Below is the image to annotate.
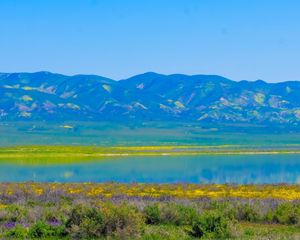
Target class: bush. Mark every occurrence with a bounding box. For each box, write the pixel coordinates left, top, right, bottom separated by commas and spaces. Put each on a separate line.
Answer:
190, 211, 232, 239
43, 206, 65, 223
102, 203, 145, 239
236, 204, 261, 222
66, 204, 104, 239
5, 205, 28, 223
271, 203, 300, 225
29, 220, 65, 238
66, 203, 144, 239
244, 228, 255, 237
5, 225, 28, 239
160, 203, 198, 226
209, 201, 238, 221
144, 204, 161, 225
29, 221, 50, 238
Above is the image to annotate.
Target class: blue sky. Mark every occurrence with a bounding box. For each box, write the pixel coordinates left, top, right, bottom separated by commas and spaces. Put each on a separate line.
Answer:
0, 0, 299, 82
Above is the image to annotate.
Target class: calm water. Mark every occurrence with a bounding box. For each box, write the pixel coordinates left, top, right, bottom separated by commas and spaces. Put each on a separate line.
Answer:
0, 155, 299, 184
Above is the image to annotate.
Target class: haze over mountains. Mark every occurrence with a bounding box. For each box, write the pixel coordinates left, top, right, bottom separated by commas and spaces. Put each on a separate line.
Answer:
1, 71, 300, 125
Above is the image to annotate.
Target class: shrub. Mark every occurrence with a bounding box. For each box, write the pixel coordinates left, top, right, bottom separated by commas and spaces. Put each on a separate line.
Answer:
28, 220, 65, 238
102, 203, 145, 239
271, 203, 300, 225
5, 205, 28, 223
209, 201, 237, 221
160, 203, 198, 226
5, 225, 28, 239
43, 206, 64, 223
29, 221, 50, 238
0, 209, 8, 223
66, 204, 104, 239
244, 228, 255, 237
236, 204, 261, 222
190, 211, 232, 239
144, 204, 161, 225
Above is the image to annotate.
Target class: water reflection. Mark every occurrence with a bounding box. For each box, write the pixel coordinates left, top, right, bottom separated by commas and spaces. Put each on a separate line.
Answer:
0, 155, 299, 183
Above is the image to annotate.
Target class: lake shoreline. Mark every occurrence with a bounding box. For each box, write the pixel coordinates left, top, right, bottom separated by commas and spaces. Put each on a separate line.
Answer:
2, 145, 300, 159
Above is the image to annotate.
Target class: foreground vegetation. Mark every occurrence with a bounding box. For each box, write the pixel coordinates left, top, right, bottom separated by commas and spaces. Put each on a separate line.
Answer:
0, 183, 299, 239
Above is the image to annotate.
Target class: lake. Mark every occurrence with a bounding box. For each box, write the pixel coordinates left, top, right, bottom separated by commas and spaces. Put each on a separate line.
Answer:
0, 154, 299, 184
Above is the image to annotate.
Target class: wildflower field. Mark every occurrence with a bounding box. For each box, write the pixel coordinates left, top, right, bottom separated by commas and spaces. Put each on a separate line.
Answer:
0, 183, 299, 239
1, 183, 300, 201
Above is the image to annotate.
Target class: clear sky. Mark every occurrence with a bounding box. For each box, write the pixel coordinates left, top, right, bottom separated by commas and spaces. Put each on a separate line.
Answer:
0, 0, 299, 82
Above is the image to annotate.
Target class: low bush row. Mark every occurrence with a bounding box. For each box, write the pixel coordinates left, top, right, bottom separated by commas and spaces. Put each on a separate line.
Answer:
143, 201, 300, 226
0, 200, 299, 239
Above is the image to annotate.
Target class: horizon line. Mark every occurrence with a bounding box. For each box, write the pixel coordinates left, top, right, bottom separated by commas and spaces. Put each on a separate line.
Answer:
1, 70, 300, 84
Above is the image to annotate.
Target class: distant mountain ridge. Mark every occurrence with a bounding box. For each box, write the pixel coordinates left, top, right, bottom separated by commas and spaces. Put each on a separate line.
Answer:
1, 71, 300, 125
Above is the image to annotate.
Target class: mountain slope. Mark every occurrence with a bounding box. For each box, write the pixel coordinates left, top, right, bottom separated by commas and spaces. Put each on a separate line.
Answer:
1, 71, 300, 124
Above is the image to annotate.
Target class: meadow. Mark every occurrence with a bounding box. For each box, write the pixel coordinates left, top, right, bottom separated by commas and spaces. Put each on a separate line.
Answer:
0, 183, 299, 239
2, 121, 300, 147
1, 145, 300, 162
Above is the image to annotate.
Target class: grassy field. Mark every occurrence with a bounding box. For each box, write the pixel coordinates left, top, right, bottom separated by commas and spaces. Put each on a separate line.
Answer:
2, 121, 300, 147
1, 145, 300, 165
0, 183, 299, 239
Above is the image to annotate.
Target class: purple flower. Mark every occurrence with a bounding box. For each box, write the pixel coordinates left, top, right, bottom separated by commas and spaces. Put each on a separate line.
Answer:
22, 223, 30, 228
5, 222, 16, 229
48, 219, 61, 227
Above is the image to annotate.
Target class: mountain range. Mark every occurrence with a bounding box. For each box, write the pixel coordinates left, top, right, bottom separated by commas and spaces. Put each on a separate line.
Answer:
1, 71, 300, 125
